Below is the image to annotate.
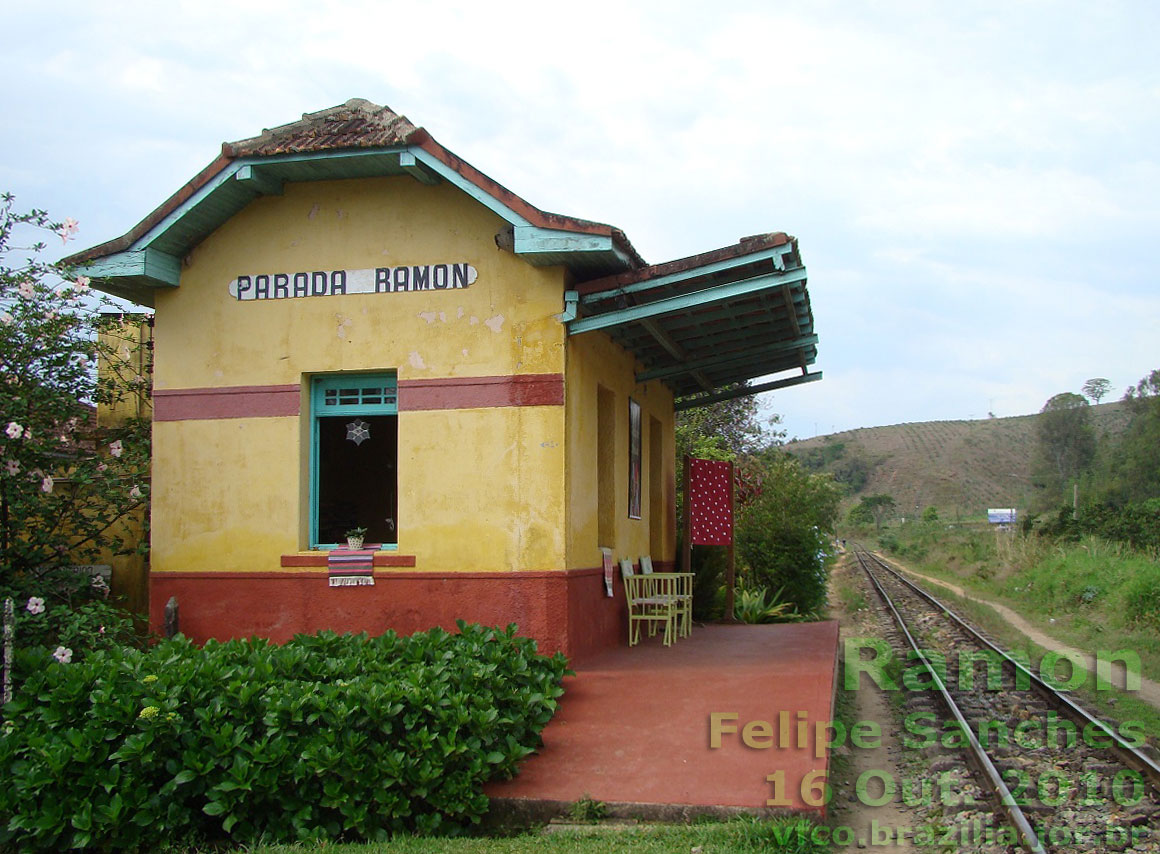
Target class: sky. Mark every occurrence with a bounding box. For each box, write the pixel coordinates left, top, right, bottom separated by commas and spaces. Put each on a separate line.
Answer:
3, 0, 1158, 441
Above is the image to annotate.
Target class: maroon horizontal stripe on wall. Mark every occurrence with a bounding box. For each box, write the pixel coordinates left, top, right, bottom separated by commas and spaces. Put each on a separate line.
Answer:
154, 385, 301, 421
398, 374, 564, 410
152, 374, 564, 421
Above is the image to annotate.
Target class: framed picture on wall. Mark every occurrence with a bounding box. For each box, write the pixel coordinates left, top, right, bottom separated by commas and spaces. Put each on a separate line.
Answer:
628, 397, 642, 519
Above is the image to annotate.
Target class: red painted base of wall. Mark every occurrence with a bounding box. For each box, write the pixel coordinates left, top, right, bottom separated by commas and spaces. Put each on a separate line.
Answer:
149, 567, 635, 662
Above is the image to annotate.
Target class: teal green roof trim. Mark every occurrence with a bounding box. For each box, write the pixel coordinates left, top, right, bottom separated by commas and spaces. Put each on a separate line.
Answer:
137, 149, 425, 255
70, 147, 636, 305
508, 225, 636, 275
79, 248, 181, 286
72, 248, 181, 306
404, 152, 637, 277
406, 147, 530, 227
514, 225, 613, 253
66, 101, 645, 305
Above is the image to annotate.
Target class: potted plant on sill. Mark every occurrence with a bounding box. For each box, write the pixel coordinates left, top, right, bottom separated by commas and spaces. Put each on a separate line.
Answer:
344, 527, 368, 550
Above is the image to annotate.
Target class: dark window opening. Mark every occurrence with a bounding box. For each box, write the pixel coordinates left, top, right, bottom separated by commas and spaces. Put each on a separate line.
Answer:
316, 414, 398, 546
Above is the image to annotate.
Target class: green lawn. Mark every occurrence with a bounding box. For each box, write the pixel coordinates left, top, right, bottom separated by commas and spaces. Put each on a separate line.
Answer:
237, 817, 828, 854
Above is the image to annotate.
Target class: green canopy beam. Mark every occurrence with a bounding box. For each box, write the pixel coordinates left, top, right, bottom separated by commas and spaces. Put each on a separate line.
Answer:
636, 333, 819, 383
567, 268, 809, 336
674, 371, 823, 411
581, 243, 795, 305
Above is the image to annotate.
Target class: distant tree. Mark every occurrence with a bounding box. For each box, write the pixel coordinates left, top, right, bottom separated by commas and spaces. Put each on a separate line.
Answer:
790, 441, 872, 495
1082, 378, 1112, 405
846, 502, 874, 527
1034, 392, 1095, 505
1100, 368, 1160, 503
921, 505, 940, 522
675, 386, 782, 462
854, 493, 896, 531
832, 455, 870, 494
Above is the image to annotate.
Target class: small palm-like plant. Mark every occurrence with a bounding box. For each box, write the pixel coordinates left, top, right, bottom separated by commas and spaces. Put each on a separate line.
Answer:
733, 585, 804, 624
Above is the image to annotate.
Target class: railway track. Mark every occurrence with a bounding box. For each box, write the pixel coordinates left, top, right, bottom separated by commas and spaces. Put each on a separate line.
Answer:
852, 547, 1159, 853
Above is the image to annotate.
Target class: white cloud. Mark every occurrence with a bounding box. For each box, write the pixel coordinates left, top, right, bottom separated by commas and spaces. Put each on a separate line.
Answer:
2, 0, 1157, 441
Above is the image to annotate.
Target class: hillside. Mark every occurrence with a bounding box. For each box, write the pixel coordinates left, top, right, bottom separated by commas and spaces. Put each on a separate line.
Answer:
784, 402, 1131, 520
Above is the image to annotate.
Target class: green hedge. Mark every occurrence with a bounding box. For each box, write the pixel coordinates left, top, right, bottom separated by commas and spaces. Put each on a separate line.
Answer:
0, 623, 570, 850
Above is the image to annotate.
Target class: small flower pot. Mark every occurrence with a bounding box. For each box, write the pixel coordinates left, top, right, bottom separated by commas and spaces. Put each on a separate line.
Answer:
346, 537, 364, 550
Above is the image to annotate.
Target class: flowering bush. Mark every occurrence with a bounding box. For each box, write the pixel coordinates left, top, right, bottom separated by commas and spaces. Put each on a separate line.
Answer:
0, 193, 150, 639
0, 623, 571, 850
7, 589, 138, 677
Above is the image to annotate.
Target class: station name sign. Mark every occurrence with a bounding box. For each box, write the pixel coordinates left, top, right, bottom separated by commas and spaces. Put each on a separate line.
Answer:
228, 264, 478, 301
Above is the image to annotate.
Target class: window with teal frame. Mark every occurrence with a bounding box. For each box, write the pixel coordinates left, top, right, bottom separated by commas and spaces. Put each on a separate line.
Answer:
310, 373, 398, 548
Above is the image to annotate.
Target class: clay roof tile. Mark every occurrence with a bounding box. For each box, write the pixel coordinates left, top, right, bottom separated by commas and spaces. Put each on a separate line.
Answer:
224, 98, 421, 157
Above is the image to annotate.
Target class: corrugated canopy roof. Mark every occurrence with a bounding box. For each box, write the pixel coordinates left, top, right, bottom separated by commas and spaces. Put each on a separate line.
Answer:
568, 233, 820, 408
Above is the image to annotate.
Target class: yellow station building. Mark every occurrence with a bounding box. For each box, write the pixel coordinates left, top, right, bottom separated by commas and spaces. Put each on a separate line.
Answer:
68, 100, 820, 659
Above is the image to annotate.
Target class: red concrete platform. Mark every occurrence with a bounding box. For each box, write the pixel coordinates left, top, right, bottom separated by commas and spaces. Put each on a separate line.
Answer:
486, 621, 840, 818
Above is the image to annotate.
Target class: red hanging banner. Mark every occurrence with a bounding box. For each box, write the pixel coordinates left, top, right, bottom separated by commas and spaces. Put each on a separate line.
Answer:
688, 458, 734, 546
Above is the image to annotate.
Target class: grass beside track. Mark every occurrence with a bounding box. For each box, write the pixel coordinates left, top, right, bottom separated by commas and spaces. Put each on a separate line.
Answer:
859, 525, 1160, 743
866, 525, 1160, 677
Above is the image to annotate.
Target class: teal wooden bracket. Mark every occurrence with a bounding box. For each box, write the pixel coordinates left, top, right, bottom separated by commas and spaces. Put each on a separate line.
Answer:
636, 333, 820, 383
235, 164, 283, 196
514, 226, 613, 254
567, 267, 808, 335
581, 244, 797, 305
556, 290, 580, 322
398, 151, 441, 185
674, 371, 823, 411
639, 318, 687, 362
77, 248, 181, 288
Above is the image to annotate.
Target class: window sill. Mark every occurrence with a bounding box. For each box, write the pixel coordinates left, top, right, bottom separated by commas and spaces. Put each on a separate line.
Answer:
281, 553, 416, 568
312, 543, 398, 552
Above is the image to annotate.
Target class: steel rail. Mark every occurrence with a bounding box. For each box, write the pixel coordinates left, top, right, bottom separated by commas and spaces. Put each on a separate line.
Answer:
860, 548, 1160, 790
853, 549, 1047, 854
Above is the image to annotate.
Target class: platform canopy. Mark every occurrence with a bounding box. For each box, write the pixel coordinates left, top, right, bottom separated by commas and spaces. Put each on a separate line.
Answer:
566, 233, 820, 409
65, 99, 820, 406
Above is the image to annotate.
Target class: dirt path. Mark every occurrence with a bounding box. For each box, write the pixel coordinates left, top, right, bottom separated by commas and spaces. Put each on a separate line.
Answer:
880, 557, 1160, 711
